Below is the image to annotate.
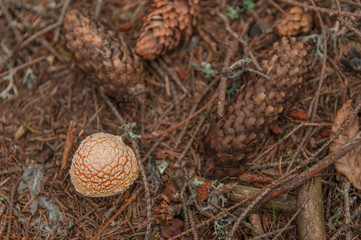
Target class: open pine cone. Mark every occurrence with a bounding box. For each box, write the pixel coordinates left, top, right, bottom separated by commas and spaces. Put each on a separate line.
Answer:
63, 9, 143, 100
135, 0, 200, 60
204, 37, 313, 178
277, 7, 312, 36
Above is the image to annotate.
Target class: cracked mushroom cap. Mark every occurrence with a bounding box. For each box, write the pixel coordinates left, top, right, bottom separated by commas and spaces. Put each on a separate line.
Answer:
69, 132, 139, 197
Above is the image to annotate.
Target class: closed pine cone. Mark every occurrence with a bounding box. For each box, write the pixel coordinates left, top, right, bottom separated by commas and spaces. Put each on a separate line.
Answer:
205, 37, 312, 178
63, 9, 143, 100
135, 0, 200, 60
277, 7, 312, 36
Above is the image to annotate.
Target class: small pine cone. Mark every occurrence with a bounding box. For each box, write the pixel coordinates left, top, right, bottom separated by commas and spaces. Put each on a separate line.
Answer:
277, 7, 312, 36
153, 194, 173, 225
197, 182, 212, 203
135, 0, 200, 60
63, 9, 143, 99
205, 37, 312, 178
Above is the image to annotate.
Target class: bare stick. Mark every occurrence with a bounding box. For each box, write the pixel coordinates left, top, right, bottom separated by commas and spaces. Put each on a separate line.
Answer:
330, 202, 361, 239
0, 0, 22, 43
335, 0, 361, 38
340, 181, 352, 240
218, 39, 238, 118
274, 186, 310, 240
307, 100, 361, 163
20, 22, 61, 48
268, 0, 285, 13
308, 0, 327, 121
263, 132, 361, 204
158, 58, 189, 95
62, 121, 77, 170
169, 168, 299, 240
53, 0, 71, 43
95, 0, 104, 17
98, 91, 125, 123
0, 56, 46, 78
6, 179, 20, 240
176, 116, 206, 165
142, 93, 219, 139
225, 133, 361, 239
295, 177, 326, 240
174, 77, 220, 147
90, 192, 138, 240
249, 226, 295, 240
0, 20, 57, 72
280, 0, 361, 17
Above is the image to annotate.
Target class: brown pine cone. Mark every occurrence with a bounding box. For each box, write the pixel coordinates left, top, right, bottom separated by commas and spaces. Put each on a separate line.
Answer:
135, 0, 200, 60
205, 37, 313, 178
153, 194, 173, 225
277, 7, 312, 36
63, 9, 143, 100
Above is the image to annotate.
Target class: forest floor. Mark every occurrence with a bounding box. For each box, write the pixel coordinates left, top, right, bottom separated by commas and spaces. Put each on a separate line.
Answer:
1, 0, 361, 239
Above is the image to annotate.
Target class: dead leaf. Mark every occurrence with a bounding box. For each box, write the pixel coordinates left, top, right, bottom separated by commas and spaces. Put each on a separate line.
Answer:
164, 180, 181, 202
270, 122, 283, 134
350, 224, 361, 235
318, 128, 330, 138
177, 69, 187, 81
33, 148, 53, 163
160, 218, 185, 238
330, 100, 361, 190
238, 172, 274, 184
117, 22, 132, 32
289, 109, 309, 121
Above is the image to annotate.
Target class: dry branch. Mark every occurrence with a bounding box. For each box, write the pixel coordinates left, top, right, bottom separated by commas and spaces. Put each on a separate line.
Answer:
229, 184, 296, 213
296, 178, 326, 240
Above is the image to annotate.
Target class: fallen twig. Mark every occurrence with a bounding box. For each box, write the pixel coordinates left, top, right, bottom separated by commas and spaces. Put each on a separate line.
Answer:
61, 121, 77, 170
280, 0, 361, 17
141, 93, 219, 139
90, 192, 138, 240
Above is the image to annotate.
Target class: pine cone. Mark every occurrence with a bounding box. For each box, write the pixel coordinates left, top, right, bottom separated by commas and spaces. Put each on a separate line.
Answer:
153, 194, 174, 225
135, 0, 200, 60
63, 9, 143, 99
205, 37, 312, 178
277, 7, 312, 36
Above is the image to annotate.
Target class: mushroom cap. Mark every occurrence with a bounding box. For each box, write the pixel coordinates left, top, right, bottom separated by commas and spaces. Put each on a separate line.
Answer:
69, 132, 139, 197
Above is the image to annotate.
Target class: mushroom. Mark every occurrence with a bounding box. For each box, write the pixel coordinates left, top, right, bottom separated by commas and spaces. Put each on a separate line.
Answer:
69, 132, 139, 197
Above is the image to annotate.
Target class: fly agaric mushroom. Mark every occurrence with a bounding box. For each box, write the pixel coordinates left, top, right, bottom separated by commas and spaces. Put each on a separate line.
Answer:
69, 132, 139, 197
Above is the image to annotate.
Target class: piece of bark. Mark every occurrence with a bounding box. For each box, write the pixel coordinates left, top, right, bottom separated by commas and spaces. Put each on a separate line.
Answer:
296, 177, 326, 240
229, 184, 296, 213
249, 213, 264, 236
